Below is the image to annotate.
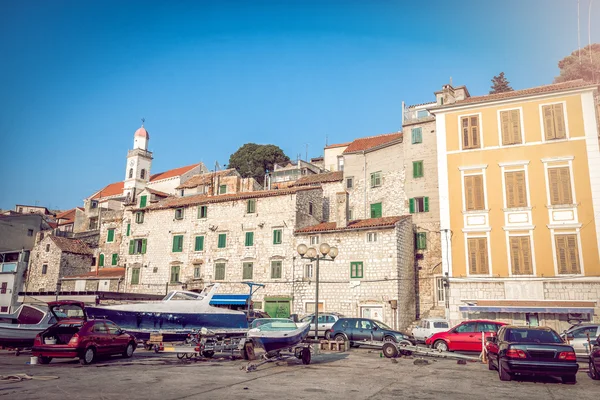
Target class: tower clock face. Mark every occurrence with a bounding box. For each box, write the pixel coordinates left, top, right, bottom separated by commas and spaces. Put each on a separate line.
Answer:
129, 159, 135, 167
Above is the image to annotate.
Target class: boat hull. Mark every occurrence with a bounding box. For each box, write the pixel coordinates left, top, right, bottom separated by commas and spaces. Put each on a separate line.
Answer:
0, 325, 48, 348
249, 324, 310, 353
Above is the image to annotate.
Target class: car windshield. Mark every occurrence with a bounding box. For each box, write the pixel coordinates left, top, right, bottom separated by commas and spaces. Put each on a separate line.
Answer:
433, 322, 449, 328
506, 328, 562, 343
164, 291, 203, 301
51, 304, 85, 320
251, 318, 297, 331
375, 321, 392, 330
300, 315, 313, 323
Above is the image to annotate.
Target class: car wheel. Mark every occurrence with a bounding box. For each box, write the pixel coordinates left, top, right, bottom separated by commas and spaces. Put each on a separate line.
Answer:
562, 375, 577, 384
202, 350, 215, 358
433, 340, 448, 352
590, 360, 600, 380
382, 342, 398, 358
38, 356, 52, 364
122, 343, 135, 358
324, 331, 331, 340
334, 334, 347, 342
488, 355, 496, 371
80, 347, 96, 365
498, 361, 511, 381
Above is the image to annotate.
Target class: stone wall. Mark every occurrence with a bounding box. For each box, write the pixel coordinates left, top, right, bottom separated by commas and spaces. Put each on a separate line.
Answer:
61, 278, 122, 292
414, 221, 444, 319
320, 181, 344, 222
396, 216, 416, 329
98, 210, 124, 268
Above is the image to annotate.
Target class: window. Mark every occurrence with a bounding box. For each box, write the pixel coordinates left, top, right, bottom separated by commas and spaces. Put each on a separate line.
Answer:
542, 103, 566, 140
271, 261, 282, 279
126, 223, 131, 236
139, 195, 147, 208
218, 233, 227, 248
304, 264, 313, 279
42, 264, 48, 275
18, 207, 23, 213
98, 254, 104, 267
128, 239, 147, 254
140, 169, 146, 179
454, 322, 477, 333
477, 323, 500, 333
555, 234, 581, 274
89, 217, 98, 230
310, 235, 319, 245
417, 109, 429, 118
435, 277, 446, 304
548, 167, 573, 205
467, 238, 489, 275
370, 172, 382, 188
45, 244, 50, 252
93, 322, 109, 333
350, 261, 363, 278
346, 177, 353, 189
194, 236, 204, 251
219, 185, 227, 194
242, 262, 253, 280
308, 202, 313, 216
215, 263, 226, 280
22, 251, 30, 263
273, 229, 282, 244
175, 208, 184, 220
193, 264, 201, 279
510, 236, 533, 275
128, 168, 133, 179
1, 263, 16, 273
107, 228, 115, 243
413, 161, 424, 178
135, 212, 144, 224
131, 268, 140, 285
409, 197, 429, 213
370, 202, 382, 218
416, 232, 427, 250
172, 235, 184, 252
464, 175, 485, 210
198, 206, 208, 219
111, 253, 118, 266
170, 265, 180, 283
27, 229, 33, 237
500, 109, 522, 145
571, 326, 598, 339
305, 302, 324, 313
367, 232, 377, 243
105, 321, 120, 335
253, 301, 263, 310
505, 171, 527, 208
337, 156, 344, 171
247, 199, 256, 214
180, 189, 185, 197
245, 231, 254, 247
348, 209, 353, 220
411, 127, 423, 144
0, 282, 6, 294
461, 115, 480, 149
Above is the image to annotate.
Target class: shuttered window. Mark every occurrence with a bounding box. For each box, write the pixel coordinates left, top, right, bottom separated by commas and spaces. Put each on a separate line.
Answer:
111, 253, 118, 265
416, 232, 427, 250
411, 127, 422, 144
245, 231, 254, 246
198, 206, 208, 219
505, 171, 527, 208
542, 104, 566, 140
273, 229, 282, 244
98, 254, 104, 267
215, 263, 226, 280
555, 234, 581, 275
194, 236, 204, 251
500, 109, 522, 145
247, 199, 256, 214
509, 236, 533, 275
464, 175, 485, 211
467, 238, 489, 275
548, 167, 573, 205
350, 262, 364, 278
370, 202, 382, 218
271, 261, 282, 279
170, 265, 180, 283
107, 228, 115, 242
172, 235, 183, 252
218, 234, 227, 248
370, 172, 382, 188
461, 115, 480, 149
139, 195, 147, 208
131, 268, 140, 285
126, 223, 130, 236
242, 262, 253, 280
413, 161, 424, 178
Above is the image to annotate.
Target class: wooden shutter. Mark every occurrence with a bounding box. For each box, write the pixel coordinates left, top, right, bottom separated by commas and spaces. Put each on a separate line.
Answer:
131, 268, 139, 285
470, 116, 479, 148
468, 239, 478, 274
510, 110, 521, 144
520, 237, 532, 275
141, 239, 147, 254
465, 175, 484, 210
112, 253, 118, 265
510, 236, 532, 275
423, 197, 429, 212
500, 111, 512, 145
553, 104, 566, 139
462, 117, 470, 148
509, 237, 521, 274
218, 234, 226, 248
129, 240, 134, 255
126, 223, 130, 236
542, 105, 555, 139
465, 176, 474, 210
245, 232, 254, 246
99, 254, 104, 267
140, 195, 147, 208
107, 229, 114, 242
505, 171, 527, 208
566, 235, 580, 274
555, 235, 568, 274
477, 238, 488, 274
409, 198, 415, 213
548, 167, 572, 205
195, 236, 204, 251
370, 203, 382, 218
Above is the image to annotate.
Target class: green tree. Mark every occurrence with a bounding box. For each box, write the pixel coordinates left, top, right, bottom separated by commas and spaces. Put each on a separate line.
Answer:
554, 44, 600, 84
228, 143, 290, 186
489, 72, 513, 94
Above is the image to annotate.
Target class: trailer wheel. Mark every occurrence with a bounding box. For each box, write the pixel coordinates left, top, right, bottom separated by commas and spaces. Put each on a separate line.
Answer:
202, 351, 214, 358
177, 353, 186, 360
243, 342, 256, 361
301, 349, 311, 365
382, 342, 398, 358
398, 340, 413, 356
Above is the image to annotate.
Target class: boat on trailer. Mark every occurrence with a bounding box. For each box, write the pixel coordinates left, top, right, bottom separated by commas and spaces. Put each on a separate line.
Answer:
0, 304, 60, 349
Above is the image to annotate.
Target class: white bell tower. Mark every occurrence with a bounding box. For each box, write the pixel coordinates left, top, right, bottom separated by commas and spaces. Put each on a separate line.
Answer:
123, 120, 153, 203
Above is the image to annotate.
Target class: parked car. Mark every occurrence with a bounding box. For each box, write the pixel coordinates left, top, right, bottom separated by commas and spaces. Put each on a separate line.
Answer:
425, 319, 506, 352
560, 323, 600, 358
32, 300, 137, 365
411, 318, 450, 342
589, 335, 600, 380
299, 313, 344, 339
329, 317, 415, 347
486, 325, 579, 383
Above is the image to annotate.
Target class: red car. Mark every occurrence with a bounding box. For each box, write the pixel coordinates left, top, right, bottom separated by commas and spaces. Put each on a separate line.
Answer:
425, 319, 506, 352
32, 300, 137, 365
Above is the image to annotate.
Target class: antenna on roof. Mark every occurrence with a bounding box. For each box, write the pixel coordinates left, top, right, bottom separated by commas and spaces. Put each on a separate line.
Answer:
141, 117, 145, 127
449, 76, 453, 86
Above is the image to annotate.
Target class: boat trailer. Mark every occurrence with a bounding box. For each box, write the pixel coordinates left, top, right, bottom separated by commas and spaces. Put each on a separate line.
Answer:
242, 342, 313, 372
154, 329, 257, 361
380, 341, 481, 361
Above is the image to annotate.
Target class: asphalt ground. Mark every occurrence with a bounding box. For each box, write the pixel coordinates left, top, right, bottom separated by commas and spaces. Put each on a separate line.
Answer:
0, 347, 597, 400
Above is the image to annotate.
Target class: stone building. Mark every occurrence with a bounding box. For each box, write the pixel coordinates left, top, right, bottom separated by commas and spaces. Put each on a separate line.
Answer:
61, 267, 125, 292
293, 171, 344, 222
26, 234, 94, 292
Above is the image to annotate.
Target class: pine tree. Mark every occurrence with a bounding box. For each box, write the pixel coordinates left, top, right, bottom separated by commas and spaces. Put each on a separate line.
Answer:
489, 72, 514, 94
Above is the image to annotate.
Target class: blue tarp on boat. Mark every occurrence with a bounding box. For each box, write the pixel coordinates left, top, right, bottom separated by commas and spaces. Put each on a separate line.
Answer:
210, 294, 250, 306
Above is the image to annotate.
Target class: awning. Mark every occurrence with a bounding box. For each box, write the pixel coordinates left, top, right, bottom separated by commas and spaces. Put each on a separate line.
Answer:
210, 294, 250, 306
459, 300, 596, 315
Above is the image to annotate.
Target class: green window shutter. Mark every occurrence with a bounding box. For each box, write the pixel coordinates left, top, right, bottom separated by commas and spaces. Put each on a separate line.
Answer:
107, 229, 114, 242
215, 263, 225, 280
131, 268, 139, 285
370, 203, 382, 218
140, 195, 147, 208
195, 236, 204, 251
350, 262, 363, 278
271, 261, 282, 279
413, 161, 423, 178
245, 232, 254, 246
170, 266, 180, 283
126, 223, 130, 236
141, 239, 147, 254
99, 254, 104, 267
243, 262, 253, 280
411, 127, 422, 144
173, 235, 183, 252
198, 206, 207, 218
370, 173, 375, 187
111, 253, 118, 265
424, 196, 429, 212
129, 240, 134, 255
409, 198, 415, 213
273, 229, 282, 244
218, 234, 226, 248
416, 232, 427, 250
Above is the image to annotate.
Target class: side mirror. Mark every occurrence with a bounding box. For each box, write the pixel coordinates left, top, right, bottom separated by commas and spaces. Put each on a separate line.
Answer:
485, 336, 495, 343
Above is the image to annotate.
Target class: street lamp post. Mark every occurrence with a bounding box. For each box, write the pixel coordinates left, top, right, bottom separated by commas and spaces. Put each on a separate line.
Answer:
297, 243, 338, 341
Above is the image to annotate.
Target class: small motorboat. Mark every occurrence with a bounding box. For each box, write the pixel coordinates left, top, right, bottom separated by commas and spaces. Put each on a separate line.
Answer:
247, 318, 310, 354
0, 304, 61, 348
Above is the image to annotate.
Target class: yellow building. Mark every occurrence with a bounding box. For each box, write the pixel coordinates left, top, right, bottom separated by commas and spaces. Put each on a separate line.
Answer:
432, 80, 600, 330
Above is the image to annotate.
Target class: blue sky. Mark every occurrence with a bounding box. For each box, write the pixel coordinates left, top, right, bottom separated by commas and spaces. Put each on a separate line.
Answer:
0, 0, 598, 210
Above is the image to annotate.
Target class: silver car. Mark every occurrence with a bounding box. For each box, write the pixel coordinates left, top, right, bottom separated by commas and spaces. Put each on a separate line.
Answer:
299, 313, 344, 339
562, 323, 600, 357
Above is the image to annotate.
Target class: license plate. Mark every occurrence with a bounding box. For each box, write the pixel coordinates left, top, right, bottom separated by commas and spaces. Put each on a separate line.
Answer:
163, 346, 175, 352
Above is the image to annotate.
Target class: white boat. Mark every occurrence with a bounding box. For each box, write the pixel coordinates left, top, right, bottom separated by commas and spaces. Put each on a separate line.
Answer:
0, 304, 59, 348
247, 318, 311, 354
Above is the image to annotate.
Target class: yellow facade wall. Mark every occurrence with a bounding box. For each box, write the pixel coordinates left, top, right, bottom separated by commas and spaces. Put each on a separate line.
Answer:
444, 93, 599, 278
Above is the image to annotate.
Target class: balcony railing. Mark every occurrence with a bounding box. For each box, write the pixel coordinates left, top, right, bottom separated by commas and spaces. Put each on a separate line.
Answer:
403, 109, 435, 123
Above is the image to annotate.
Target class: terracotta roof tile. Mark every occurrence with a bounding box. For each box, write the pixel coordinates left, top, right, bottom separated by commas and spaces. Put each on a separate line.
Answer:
176, 169, 237, 189
49, 236, 93, 255
63, 267, 125, 279
448, 80, 595, 107
145, 188, 171, 197
293, 171, 343, 187
150, 163, 200, 182
342, 133, 402, 154
145, 186, 318, 211
324, 142, 351, 149
55, 209, 76, 220
91, 181, 124, 200
295, 216, 408, 234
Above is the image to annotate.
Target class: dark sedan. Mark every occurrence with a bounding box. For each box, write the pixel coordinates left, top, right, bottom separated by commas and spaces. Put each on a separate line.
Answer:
329, 317, 415, 348
486, 325, 579, 384
590, 335, 600, 380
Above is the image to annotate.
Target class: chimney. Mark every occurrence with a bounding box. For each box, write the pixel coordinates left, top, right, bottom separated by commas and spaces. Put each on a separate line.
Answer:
336, 191, 349, 229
